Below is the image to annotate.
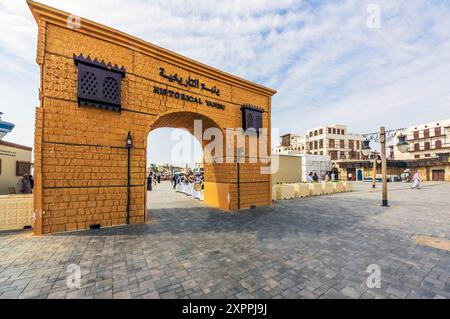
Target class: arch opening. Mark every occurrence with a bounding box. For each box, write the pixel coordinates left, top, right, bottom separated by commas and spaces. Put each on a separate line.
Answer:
145, 111, 226, 215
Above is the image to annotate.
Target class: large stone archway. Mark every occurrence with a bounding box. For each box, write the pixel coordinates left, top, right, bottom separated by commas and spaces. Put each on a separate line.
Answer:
28, 1, 276, 235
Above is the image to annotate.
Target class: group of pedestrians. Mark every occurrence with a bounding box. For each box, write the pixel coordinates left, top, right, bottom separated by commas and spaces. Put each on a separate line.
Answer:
306, 171, 337, 183
172, 172, 204, 190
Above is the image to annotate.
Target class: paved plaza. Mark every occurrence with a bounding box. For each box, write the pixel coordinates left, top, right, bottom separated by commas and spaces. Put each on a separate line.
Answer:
0, 181, 449, 299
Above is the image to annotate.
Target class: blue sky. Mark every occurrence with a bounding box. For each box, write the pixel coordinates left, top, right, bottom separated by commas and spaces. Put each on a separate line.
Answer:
1, 0, 450, 166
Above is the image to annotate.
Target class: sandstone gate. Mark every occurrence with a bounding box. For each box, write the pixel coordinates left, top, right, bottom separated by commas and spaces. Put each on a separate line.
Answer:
28, 1, 276, 235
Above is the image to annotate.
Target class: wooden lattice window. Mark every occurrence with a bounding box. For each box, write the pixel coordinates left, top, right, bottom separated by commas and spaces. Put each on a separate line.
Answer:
16, 161, 31, 176
241, 105, 264, 136
74, 54, 126, 112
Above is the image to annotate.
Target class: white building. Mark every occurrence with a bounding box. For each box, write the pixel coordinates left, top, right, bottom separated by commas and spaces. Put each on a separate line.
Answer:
299, 154, 331, 182
393, 119, 450, 160
273, 124, 364, 161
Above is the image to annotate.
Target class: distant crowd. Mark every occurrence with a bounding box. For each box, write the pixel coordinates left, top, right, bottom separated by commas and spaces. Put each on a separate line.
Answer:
172, 171, 204, 190
306, 171, 339, 183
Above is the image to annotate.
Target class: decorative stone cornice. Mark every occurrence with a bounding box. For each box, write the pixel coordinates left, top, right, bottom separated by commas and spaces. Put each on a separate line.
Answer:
73, 54, 126, 77
27, 0, 277, 97
241, 103, 266, 113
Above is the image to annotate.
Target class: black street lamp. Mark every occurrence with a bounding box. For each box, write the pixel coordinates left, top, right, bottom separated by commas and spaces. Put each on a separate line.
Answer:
126, 131, 133, 224
363, 127, 407, 207
396, 133, 409, 153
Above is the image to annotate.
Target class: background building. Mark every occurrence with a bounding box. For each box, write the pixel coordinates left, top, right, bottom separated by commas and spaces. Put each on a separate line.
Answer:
274, 124, 364, 160
0, 141, 33, 195
337, 156, 450, 182
0, 114, 33, 195
271, 153, 331, 184
393, 119, 450, 160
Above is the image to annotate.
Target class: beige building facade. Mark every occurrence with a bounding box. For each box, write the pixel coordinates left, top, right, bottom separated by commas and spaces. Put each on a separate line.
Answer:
393, 119, 450, 161
0, 141, 33, 195
274, 124, 364, 160
337, 157, 450, 182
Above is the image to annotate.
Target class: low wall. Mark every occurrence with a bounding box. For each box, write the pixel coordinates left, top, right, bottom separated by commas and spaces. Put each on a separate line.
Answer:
0, 195, 33, 231
273, 182, 353, 200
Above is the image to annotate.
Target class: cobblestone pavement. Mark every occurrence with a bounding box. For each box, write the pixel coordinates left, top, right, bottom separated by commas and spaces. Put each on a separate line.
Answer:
0, 181, 449, 299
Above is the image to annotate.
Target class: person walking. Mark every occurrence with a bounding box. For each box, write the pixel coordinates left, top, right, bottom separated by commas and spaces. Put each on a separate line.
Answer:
29, 175, 34, 193
147, 173, 153, 191
157, 174, 161, 184
331, 172, 336, 181
307, 172, 313, 183
16, 174, 32, 194
172, 174, 177, 189
411, 172, 421, 189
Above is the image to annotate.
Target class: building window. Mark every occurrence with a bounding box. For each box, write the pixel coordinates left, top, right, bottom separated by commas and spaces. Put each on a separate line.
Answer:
413, 131, 419, 139
349, 140, 354, 150
319, 139, 323, 148
328, 128, 332, 134
320, 151, 323, 155
309, 142, 313, 150
435, 127, 441, 136
425, 154, 431, 158
340, 140, 345, 149
314, 141, 318, 149
356, 141, 360, 149
329, 139, 335, 148
414, 143, 420, 151
16, 161, 31, 176
414, 154, 420, 159
435, 140, 442, 149
424, 142, 431, 150
424, 129, 430, 138
319, 129, 323, 135
333, 128, 336, 134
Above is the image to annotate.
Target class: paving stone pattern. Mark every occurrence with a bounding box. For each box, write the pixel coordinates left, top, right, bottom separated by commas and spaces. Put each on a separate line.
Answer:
0, 182, 449, 299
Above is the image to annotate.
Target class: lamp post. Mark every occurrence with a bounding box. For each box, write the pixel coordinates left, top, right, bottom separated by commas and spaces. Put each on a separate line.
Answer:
371, 150, 378, 188
362, 127, 408, 207
237, 147, 245, 210
126, 131, 133, 224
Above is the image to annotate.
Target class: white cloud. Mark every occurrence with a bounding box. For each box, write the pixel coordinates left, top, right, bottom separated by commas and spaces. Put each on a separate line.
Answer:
0, 0, 449, 158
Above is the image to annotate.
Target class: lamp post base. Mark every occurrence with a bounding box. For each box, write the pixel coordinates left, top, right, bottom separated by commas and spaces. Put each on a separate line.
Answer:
382, 200, 389, 207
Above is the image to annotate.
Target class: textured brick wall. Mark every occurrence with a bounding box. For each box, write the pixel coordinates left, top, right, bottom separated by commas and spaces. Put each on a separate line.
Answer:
34, 20, 273, 234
